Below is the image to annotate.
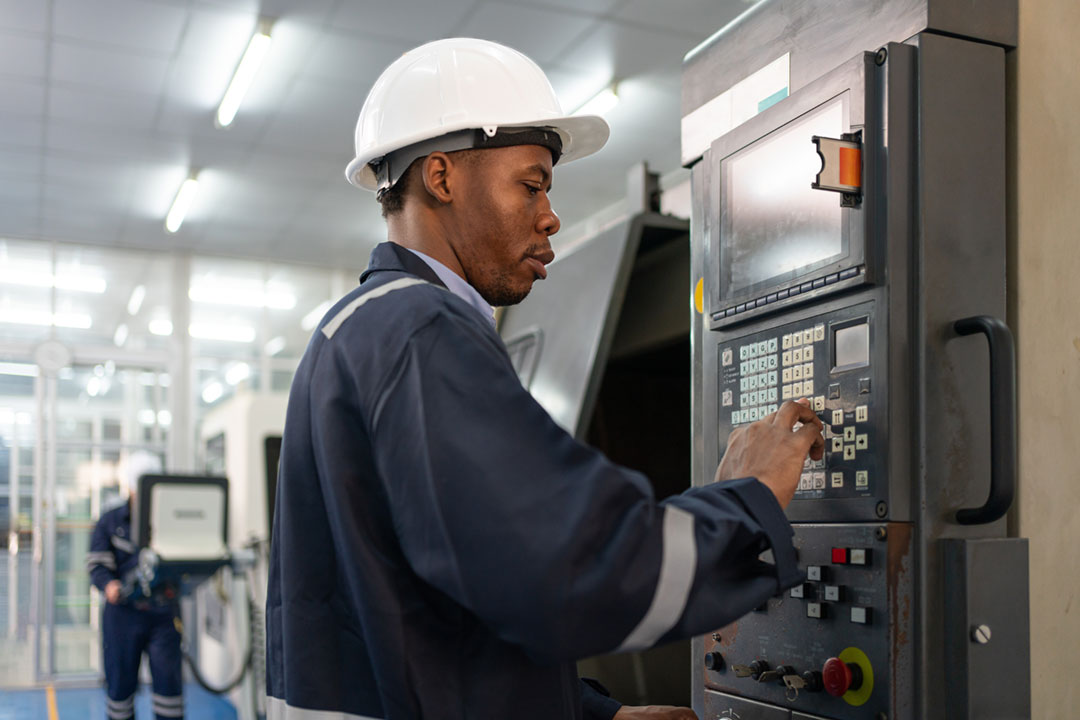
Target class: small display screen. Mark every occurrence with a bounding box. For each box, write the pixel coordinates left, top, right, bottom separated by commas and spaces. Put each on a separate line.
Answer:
834, 322, 869, 370
721, 95, 848, 300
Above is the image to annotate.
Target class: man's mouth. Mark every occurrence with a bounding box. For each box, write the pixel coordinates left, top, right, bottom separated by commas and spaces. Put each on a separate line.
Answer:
524, 248, 555, 280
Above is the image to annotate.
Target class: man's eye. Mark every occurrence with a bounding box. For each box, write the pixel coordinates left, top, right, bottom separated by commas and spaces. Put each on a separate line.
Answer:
524, 184, 540, 196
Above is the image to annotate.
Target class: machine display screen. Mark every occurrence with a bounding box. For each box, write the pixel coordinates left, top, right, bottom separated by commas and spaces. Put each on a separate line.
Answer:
833, 321, 869, 370
720, 95, 848, 300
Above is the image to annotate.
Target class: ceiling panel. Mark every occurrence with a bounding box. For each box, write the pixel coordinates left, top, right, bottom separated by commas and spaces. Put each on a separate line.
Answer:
456, 2, 598, 66
0, 0, 49, 33
492, 0, 623, 15
47, 85, 160, 131
298, 29, 410, 87
0, 32, 48, 80
553, 19, 699, 79
0, 116, 45, 149
329, 0, 478, 43
614, 0, 748, 37
0, 148, 42, 176
52, 0, 188, 53
51, 40, 172, 94
258, 78, 361, 155
0, 78, 46, 119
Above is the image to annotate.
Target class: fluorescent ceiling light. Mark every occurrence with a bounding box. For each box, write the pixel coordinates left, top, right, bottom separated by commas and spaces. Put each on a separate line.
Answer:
165, 174, 200, 234
0, 309, 92, 329
188, 283, 296, 310
113, 323, 129, 347
574, 84, 619, 117
0, 362, 39, 377
202, 381, 224, 404
149, 318, 174, 336
157, 410, 172, 427
189, 323, 256, 343
216, 21, 273, 128
0, 268, 106, 294
264, 336, 286, 356
301, 300, 332, 332
225, 362, 251, 386
127, 285, 146, 315
138, 408, 156, 425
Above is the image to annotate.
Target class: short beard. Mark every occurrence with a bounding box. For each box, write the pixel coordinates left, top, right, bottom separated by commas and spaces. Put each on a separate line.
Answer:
477, 270, 532, 307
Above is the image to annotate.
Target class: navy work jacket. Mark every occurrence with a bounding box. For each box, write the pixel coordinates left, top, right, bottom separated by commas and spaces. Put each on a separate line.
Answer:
265, 242, 802, 720
87, 502, 174, 613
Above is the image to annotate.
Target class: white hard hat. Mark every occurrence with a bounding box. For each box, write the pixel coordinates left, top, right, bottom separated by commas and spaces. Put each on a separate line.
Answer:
121, 450, 162, 495
344, 38, 610, 195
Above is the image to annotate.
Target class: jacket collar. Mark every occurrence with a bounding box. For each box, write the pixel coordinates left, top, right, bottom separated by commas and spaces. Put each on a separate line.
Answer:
360, 242, 446, 288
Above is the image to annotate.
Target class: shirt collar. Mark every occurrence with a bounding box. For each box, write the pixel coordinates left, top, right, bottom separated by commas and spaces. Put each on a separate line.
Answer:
405, 248, 496, 327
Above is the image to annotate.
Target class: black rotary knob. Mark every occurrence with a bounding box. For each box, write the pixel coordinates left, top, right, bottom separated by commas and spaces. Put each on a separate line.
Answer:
704, 652, 724, 671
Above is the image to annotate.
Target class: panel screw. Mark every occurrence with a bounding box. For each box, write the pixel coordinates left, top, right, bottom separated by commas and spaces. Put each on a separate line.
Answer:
875, 501, 888, 518
971, 624, 992, 644
875, 47, 888, 65
875, 526, 888, 541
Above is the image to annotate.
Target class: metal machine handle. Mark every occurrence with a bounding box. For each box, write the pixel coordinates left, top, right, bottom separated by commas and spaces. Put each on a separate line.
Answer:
952, 316, 1017, 525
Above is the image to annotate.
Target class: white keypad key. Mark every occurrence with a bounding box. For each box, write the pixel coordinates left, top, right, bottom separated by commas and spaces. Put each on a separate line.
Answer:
813, 472, 826, 489
767, 338, 778, 353
792, 365, 803, 381
856, 405, 868, 422
856, 470, 869, 487
782, 350, 792, 366
782, 333, 792, 349
731, 411, 740, 424
831, 471, 844, 488
782, 368, 792, 383
803, 379, 814, 396
722, 348, 734, 366
768, 388, 778, 403
856, 434, 868, 450
843, 446, 856, 461
782, 384, 792, 400
804, 345, 814, 361
722, 390, 733, 407
832, 409, 845, 426
792, 332, 803, 347
767, 354, 778, 370
758, 341, 769, 356
740, 346, 749, 360
802, 362, 814, 378
768, 371, 777, 386
844, 426, 856, 442
802, 329, 814, 345
831, 437, 843, 452
814, 324, 825, 342
792, 347, 803, 363
813, 396, 825, 412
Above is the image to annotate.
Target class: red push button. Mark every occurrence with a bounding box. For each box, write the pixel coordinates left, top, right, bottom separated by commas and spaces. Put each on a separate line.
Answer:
822, 657, 852, 696
831, 547, 848, 564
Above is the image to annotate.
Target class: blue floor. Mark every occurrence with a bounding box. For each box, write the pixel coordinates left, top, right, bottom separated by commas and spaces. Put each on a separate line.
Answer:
0, 683, 237, 720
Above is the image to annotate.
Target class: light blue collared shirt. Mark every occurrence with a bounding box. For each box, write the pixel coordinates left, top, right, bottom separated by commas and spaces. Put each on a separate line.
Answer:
406, 248, 496, 328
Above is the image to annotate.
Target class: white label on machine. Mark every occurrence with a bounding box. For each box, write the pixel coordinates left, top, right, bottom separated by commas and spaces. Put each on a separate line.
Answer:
150, 484, 228, 561
681, 53, 790, 165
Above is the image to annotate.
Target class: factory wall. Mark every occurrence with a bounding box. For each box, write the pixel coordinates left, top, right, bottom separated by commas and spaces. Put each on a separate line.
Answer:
1011, 0, 1080, 715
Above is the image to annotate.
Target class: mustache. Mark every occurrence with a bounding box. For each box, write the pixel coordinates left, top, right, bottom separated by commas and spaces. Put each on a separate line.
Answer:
522, 244, 555, 265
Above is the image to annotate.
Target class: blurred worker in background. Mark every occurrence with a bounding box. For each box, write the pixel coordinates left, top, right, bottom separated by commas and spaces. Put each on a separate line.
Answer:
266, 38, 824, 720
87, 451, 184, 720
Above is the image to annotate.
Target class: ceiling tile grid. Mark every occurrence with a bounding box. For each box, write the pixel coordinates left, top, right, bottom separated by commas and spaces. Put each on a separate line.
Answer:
0, 0, 751, 268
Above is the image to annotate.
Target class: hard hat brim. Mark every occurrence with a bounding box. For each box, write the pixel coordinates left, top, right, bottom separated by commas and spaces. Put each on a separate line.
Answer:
344, 114, 610, 191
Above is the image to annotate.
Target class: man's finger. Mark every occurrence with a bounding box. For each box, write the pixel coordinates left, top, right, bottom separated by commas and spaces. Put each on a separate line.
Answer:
772, 399, 823, 430
794, 421, 826, 459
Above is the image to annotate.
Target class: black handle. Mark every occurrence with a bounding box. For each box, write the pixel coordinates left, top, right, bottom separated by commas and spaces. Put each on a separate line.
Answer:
952, 316, 1017, 525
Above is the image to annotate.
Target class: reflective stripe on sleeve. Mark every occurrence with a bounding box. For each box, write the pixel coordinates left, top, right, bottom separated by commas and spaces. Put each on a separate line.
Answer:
86, 551, 116, 570
616, 504, 697, 652
111, 535, 136, 554
266, 696, 382, 720
321, 278, 428, 339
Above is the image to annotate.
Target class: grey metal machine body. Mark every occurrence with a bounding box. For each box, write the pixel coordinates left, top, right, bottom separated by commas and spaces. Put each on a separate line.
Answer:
684, 1, 1028, 718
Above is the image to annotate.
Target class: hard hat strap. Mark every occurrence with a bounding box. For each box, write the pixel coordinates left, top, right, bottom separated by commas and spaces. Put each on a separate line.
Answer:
374, 127, 563, 200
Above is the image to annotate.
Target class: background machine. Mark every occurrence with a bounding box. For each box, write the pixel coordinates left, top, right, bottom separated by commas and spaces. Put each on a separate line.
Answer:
683, 1, 1028, 719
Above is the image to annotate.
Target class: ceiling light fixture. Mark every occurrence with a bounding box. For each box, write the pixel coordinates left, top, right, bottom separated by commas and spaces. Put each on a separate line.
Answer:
225, 362, 251, 386
264, 336, 286, 356
0, 362, 39, 378
0, 309, 92, 329
301, 300, 332, 332
113, 323, 129, 347
216, 19, 274, 128
202, 381, 224, 404
127, 285, 146, 315
0, 268, 106, 294
148, 318, 174, 336
188, 283, 296, 310
574, 83, 619, 117
165, 172, 200, 234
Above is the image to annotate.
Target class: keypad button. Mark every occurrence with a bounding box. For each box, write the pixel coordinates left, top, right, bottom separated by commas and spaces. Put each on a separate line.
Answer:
802, 329, 814, 344
849, 548, 870, 566
843, 446, 856, 461
807, 602, 824, 619
856, 405, 868, 422
813, 395, 825, 412
767, 371, 778, 386
855, 470, 868, 487
831, 471, 844, 487
782, 368, 792, 383
859, 377, 871, 394
828, 383, 841, 400
731, 410, 740, 424
806, 566, 822, 581
799, 473, 811, 490
832, 409, 844, 426
831, 437, 843, 453
722, 390, 733, 407
739, 409, 750, 423
750, 407, 760, 421
792, 381, 804, 397
748, 391, 758, 405
813, 472, 826, 489
803, 379, 814, 396
850, 607, 871, 625
748, 344, 758, 358
767, 354, 778, 370
748, 375, 758, 389
722, 348, 733, 366
768, 388, 778, 402
824, 585, 842, 602
782, 384, 792, 400
757, 341, 769, 356
856, 434, 868, 450
740, 393, 749, 406
843, 426, 856, 442
792, 365, 803, 381
740, 361, 748, 375
768, 404, 778, 413
831, 547, 848, 564
782, 333, 792, 349
782, 350, 792, 366
790, 584, 805, 599
747, 358, 757, 373
814, 324, 825, 342
802, 362, 814, 378
792, 347, 803, 363
767, 338, 778, 353
740, 346, 749, 360
792, 332, 803, 347
804, 345, 814, 361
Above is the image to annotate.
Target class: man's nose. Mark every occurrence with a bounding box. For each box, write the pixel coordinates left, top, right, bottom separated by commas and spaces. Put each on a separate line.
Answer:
537, 206, 560, 236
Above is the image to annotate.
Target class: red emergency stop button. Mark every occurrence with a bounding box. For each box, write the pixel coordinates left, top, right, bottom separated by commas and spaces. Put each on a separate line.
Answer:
822, 657, 862, 697
831, 547, 848, 564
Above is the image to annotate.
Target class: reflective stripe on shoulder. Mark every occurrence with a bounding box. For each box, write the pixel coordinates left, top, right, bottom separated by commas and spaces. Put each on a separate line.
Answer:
321, 278, 428, 339
266, 696, 382, 720
616, 504, 697, 652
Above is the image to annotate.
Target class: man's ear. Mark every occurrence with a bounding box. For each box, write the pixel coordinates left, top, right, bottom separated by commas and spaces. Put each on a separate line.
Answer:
420, 152, 454, 205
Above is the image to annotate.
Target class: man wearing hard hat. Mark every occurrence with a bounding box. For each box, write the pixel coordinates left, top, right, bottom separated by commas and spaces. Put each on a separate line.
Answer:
266, 39, 824, 720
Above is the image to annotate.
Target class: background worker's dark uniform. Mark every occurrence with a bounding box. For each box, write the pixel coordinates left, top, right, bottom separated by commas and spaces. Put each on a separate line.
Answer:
266, 243, 803, 720
88, 502, 184, 720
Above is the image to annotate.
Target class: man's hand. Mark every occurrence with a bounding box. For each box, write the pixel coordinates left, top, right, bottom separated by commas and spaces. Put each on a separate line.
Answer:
715, 399, 825, 509
613, 705, 698, 719
104, 579, 123, 605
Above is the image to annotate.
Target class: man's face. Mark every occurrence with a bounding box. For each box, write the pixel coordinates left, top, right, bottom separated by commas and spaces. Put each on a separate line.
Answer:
449, 144, 560, 306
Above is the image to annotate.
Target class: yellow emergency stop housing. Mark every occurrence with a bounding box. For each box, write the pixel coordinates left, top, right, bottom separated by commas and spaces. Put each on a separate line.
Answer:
812, 132, 863, 207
